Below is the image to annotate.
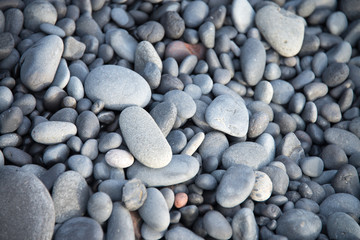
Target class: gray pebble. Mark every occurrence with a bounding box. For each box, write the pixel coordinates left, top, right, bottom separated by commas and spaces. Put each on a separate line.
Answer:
0, 86, 13, 113
107, 202, 135, 240
166, 130, 187, 154
320, 193, 360, 218
56, 18, 76, 36
232, 0, 255, 33
76, 110, 99, 141
67, 154, 93, 178
301, 101, 318, 123
139, 188, 170, 232
164, 90, 196, 119
183, 1, 209, 28
276, 209, 321, 240
203, 210, 233, 239
0, 106, 23, 134
326, 11, 348, 36
254, 80, 273, 104
141, 62, 161, 89
271, 80, 295, 105
31, 121, 77, 145
127, 154, 199, 187
332, 164, 360, 198
141, 223, 165, 240
322, 63, 349, 87
241, 38, 266, 86
54, 217, 103, 240
303, 82, 328, 101
261, 165, 289, 195
122, 178, 147, 211
232, 208, 258, 240
163, 57, 179, 77
184, 84, 203, 100
39, 163, 66, 190
274, 112, 297, 135
120, 106, 172, 168
327, 41, 352, 64
0, 167, 55, 240
111, 7, 134, 29
4, 8, 23, 36
81, 139, 98, 160
23, 1, 57, 31
98, 132, 122, 153
165, 226, 204, 240
300, 157, 324, 178
68, 60, 89, 82
135, 40, 162, 74
85, 65, 151, 111
63, 36, 86, 60
40, 23, 66, 37
52, 58, 70, 89
137, 21, 165, 43
87, 192, 113, 223
75, 13, 104, 43
52, 170, 89, 223
98, 179, 126, 201
327, 212, 360, 240
43, 143, 69, 166
205, 94, 249, 137
320, 102, 342, 123
199, 21, 215, 49
290, 70, 315, 90
216, 164, 255, 208
105, 29, 137, 62
160, 11, 185, 39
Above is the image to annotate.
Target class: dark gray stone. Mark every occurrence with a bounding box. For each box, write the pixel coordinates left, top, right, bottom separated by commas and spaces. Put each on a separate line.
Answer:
54, 217, 103, 240
319, 193, 360, 218
203, 210, 233, 239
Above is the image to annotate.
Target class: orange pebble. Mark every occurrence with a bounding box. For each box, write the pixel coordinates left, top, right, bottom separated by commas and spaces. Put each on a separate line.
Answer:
174, 192, 188, 208
165, 41, 206, 63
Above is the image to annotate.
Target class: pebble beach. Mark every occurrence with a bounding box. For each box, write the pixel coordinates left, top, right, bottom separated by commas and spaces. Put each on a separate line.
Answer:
0, 0, 360, 239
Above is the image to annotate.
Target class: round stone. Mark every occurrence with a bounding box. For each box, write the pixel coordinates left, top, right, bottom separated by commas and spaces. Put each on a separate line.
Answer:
122, 178, 147, 211
0, 166, 55, 240
250, 171, 273, 202
87, 192, 113, 223
24, 0, 57, 31
31, 121, 77, 145
203, 210, 233, 239
105, 149, 134, 168
54, 217, 103, 240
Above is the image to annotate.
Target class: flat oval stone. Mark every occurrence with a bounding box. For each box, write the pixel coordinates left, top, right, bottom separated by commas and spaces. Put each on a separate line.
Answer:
0, 166, 55, 240
127, 154, 200, 187
216, 164, 255, 208
31, 121, 77, 145
205, 94, 249, 137
232, 0, 255, 33
107, 202, 135, 240
232, 208, 258, 240
20, 35, 63, 92
52, 171, 89, 223
324, 128, 360, 155
139, 188, 170, 232
54, 217, 103, 240
320, 193, 360, 218
85, 65, 151, 111
255, 5, 305, 57
203, 210, 233, 239
241, 38, 266, 86
327, 212, 360, 239
222, 142, 269, 170
120, 106, 172, 168
276, 209, 322, 240
105, 149, 134, 169
105, 28, 137, 62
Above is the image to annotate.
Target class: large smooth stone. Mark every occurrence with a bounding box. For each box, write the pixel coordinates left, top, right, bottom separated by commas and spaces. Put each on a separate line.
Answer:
276, 209, 322, 240
0, 166, 55, 240
20, 35, 63, 92
324, 128, 360, 155
327, 212, 360, 240
31, 121, 77, 145
255, 5, 305, 57
119, 106, 172, 168
319, 193, 360, 218
205, 94, 249, 137
85, 65, 151, 111
222, 142, 269, 169
127, 154, 200, 187
216, 164, 255, 208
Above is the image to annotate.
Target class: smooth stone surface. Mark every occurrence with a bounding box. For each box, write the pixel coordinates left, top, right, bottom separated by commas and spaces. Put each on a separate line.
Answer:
120, 106, 172, 169
250, 171, 273, 202
232, 0, 255, 33
300, 157, 324, 178
232, 208, 258, 240
331, 164, 360, 198
20, 35, 63, 92
0, 166, 55, 240
216, 164, 255, 208
105, 29, 137, 62
183, 1, 209, 28
54, 217, 103, 240
241, 38, 266, 86
31, 121, 77, 145
87, 192, 113, 223
261, 165, 289, 195
138, 188, 170, 232
205, 94, 249, 137
276, 209, 322, 240
107, 202, 135, 240
222, 142, 269, 170
85, 65, 151, 111
150, 101, 177, 137
127, 154, 200, 187
203, 210, 233, 239
122, 178, 147, 211
319, 193, 360, 218
164, 90, 196, 119
52, 171, 89, 223
327, 212, 360, 240
271, 79, 295, 105
24, 1, 57, 31
255, 5, 305, 57
105, 149, 134, 169
165, 226, 204, 240
0, 106, 23, 134
324, 128, 360, 155
135, 40, 163, 74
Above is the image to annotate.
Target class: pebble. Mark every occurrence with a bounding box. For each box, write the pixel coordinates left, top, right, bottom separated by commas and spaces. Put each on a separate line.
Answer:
331, 164, 360, 198
174, 192, 188, 208
319, 193, 360, 218
216, 164, 255, 208
193, 74, 213, 94
23, 1, 57, 32
165, 41, 206, 63
167, 130, 187, 154
222, 142, 269, 170
98, 132, 122, 153
105, 149, 134, 169
111, 7, 134, 29
0, 166, 55, 240
327, 212, 360, 239
198, 21, 215, 49
165, 226, 204, 240
20, 35, 63, 92
250, 171, 273, 202
0, 86, 13, 113
31, 121, 77, 145
62, 36, 86, 60
198, 131, 229, 161
241, 38, 266, 86
105, 29, 137, 63
232, 208, 258, 240
183, 1, 209, 28
3, 146, 32, 166
139, 188, 170, 232
322, 63, 349, 87
106, 202, 135, 240
120, 106, 172, 168
324, 128, 360, 155
271, 80, 295, 105
261, 165, 289, 195
85, 65, 151, 111
87, 192, 113, 223
76, 111, 100, 141
67, 154, 93, 178
300, 157, 324, 178
161, 11, 185, 40
205, 94, 249, 137
326, 41, 352, 64
52, 171, 89, 223
203, 210, 233, 239
0, 106, 23, 134
127, 154, 199, 187
164, 90, 196, 119
232, 0, 255, 33
134, 40, 163, 74
54, 217, 103, 240
326, 11, 348, 36
255, 5, 305, 57
276, 209, 322, 240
